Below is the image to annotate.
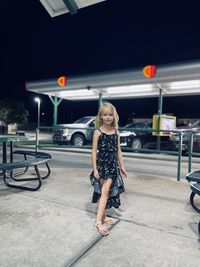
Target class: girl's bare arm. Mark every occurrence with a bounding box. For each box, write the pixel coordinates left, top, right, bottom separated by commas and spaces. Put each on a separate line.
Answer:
117, 131, 128, 178
117, 131, 125, 168
92, 130, 100, 171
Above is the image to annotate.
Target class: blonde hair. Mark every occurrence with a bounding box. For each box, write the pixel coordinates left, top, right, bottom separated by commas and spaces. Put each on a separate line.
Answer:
95, 102, 119, 129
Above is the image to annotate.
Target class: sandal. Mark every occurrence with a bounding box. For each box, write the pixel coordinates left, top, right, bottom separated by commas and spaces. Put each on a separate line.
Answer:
93, 221, 109, 236
103, 217, 114, 225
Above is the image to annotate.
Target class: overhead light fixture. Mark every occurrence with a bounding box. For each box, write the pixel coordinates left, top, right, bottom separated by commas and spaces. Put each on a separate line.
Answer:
110, 91, 158, 97
168, 88, 200, 94
58, 89, 95, 98
106, 84, 154, 94
170, 80, 200, 89
70, 96, 98, 100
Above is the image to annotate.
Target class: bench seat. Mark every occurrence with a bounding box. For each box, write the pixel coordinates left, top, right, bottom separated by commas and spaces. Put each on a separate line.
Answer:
0, 158, 50, 191
190, 182, 200, 196
13, 150, 51, 159
0, 158, 49, 171
190, 183, 200, 234
186, 170, 200, 235
186, 170, 200, 183
13, 150, 51, 179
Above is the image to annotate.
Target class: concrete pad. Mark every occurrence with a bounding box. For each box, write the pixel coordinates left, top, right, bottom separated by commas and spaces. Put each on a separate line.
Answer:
0, 151, 200, 267
115, 173, 200, 238
0, 192, 99, 267
75, 221, 200, 267
14, 167, 96, 212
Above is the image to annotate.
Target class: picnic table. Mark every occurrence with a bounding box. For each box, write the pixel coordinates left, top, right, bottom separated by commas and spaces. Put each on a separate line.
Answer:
0, 135, 51, 191
186, 170, 200, 235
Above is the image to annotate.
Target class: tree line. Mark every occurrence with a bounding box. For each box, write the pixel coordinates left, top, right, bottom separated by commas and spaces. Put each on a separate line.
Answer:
0, 99, 28, 134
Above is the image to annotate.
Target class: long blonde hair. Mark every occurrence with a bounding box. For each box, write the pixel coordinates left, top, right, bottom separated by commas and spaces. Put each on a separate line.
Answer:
95, 102, 119, 129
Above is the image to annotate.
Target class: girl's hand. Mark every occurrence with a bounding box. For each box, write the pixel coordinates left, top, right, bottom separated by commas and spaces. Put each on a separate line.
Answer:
120, 167, 128, 178
93, 169, 100, 180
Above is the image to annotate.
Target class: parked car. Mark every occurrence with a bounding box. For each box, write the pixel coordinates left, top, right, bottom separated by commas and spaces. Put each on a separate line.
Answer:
120, 121, 170, 151
53, 116, 95, 146
169, 120, 200, 153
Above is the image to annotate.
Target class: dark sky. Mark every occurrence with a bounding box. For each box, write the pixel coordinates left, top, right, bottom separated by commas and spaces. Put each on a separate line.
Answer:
1, 0, 200, 124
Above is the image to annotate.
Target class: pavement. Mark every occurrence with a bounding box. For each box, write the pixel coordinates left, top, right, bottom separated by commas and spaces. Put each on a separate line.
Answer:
0, 148, 200, 267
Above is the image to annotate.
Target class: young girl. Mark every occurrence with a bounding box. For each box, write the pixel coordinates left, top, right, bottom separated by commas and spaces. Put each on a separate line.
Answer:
90, 102, 128, 236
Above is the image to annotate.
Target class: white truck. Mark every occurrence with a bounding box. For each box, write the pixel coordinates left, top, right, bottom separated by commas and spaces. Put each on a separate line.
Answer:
52, 116, 95, 146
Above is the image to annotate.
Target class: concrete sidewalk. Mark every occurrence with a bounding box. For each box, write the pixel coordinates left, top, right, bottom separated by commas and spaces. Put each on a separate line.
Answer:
0, 151, 200, 267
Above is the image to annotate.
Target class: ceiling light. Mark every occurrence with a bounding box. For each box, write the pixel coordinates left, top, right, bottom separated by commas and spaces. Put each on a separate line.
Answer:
58, 89, 95, 98
170, 80, 200, 89
106, 84, 153, 94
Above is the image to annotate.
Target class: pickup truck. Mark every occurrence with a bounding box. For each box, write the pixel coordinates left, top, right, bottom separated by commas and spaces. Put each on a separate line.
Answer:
52, 116, 95, 146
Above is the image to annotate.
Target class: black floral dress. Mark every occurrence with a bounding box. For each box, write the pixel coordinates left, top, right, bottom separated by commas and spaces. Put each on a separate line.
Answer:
90, 129, 125, 209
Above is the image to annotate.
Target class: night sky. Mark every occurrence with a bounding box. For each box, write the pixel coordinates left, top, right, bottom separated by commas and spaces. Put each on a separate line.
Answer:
1, 0, 200, 125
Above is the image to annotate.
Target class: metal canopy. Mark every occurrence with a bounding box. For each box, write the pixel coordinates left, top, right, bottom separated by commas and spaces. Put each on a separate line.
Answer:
39, 0, 106, 16
26, 62, 200, 101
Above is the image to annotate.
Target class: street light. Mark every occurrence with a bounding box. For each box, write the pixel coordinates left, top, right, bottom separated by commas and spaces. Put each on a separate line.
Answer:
34, 97, 41, 129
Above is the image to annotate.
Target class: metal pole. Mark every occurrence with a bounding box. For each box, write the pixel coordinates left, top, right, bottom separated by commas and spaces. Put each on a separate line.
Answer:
53, 99, 57, 126
35, 128, 39, 152
38, 100, 40, 128
49, 96, 63, 126
156, 88, 163, 150
34, 97, 41, 129
188, 132, 193, 173
98, 93, 102, 109
177, 131, 183, 181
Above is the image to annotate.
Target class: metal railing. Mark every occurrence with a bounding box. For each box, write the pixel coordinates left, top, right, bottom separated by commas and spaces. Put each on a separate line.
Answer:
13, 126, 200, 181
33, 126, 184, 181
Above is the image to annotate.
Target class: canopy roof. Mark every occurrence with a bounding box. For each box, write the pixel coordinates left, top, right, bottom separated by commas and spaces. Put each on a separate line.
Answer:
39, 0, 106, 16
26, 62, 200, 101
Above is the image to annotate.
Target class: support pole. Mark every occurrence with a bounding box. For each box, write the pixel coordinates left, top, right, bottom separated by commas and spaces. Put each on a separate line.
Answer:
63, 0, 78, 15
37, 100, 41, 129
49, 96, 63, 126
156, 88, 163, 151
98, 93, 102, 109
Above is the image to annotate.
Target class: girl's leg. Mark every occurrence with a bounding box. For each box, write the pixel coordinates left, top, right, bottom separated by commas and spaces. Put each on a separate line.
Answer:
97, 178, 106, 221
97, 179, 114, 224
97, 200, 107, 223
96, 206, 114, 225
95, 178, 112, 233
97, 199, 106, 221
102, 215, 114, 225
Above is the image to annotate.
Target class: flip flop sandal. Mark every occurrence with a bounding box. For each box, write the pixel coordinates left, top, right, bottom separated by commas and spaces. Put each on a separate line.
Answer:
93, 221, 109, 236
103, 217, 114, 225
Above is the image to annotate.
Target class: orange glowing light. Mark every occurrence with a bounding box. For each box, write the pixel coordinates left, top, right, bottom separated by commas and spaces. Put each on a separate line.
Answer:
143, 65, 157, 78
57, 76, 67, 87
